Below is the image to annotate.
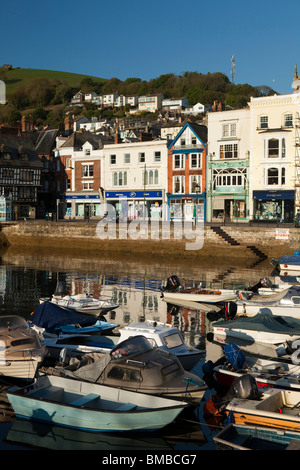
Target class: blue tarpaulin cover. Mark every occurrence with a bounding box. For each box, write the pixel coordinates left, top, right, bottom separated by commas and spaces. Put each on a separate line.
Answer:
30, 301, 96, 333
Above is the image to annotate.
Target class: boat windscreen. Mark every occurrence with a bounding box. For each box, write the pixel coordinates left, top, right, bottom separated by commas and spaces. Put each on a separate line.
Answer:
162, 333, 183, 349
111, 335, 153, 360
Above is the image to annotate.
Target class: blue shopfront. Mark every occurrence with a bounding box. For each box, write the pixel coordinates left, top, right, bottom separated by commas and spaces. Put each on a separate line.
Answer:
105, 190, 164, 220
253, 190, 294, 223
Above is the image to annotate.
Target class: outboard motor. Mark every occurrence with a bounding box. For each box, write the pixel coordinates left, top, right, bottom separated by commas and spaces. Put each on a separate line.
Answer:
207, 301, 237, 322
162, 275, 181, 292
215, 374, 260, 413
248, 277, 273, 293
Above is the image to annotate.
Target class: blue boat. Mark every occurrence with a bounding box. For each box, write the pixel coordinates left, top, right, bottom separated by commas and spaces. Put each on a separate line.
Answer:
213, 423, 300, 450
30, 301, 118, 335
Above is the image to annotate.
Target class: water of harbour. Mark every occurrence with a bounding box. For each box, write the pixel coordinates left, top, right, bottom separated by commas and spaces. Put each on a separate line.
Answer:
0, 246, 290, 451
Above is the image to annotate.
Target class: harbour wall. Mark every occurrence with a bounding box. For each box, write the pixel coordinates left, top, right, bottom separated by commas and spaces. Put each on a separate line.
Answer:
0, 221, 299, 262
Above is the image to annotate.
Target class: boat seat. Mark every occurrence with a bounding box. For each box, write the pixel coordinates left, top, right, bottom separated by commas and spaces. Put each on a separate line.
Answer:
116, 402, 137, 411
71, 393, 100, 407
31, 386, 64, 401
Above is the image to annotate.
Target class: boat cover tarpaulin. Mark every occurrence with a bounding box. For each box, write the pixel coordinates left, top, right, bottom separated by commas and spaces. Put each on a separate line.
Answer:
30, 301, 96, 333
279, 255, 300, 266
213, 313, 300, 334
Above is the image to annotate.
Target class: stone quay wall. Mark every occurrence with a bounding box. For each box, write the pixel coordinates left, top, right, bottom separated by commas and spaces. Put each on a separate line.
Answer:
0, 221, 299, 261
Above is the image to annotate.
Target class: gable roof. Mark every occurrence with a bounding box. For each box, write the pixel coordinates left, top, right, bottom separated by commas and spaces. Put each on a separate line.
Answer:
60, 132, 105, 150
168, 121, 207, 149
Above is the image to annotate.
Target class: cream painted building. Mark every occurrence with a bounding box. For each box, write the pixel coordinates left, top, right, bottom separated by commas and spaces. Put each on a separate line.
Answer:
102, 139, 168, 220
249, 92, 300, 222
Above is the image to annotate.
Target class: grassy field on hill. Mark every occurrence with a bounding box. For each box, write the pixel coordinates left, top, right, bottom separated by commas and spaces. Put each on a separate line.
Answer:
1, 67, 105, 97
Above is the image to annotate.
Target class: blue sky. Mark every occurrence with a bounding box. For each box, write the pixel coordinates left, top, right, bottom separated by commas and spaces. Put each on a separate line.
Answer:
2, 0, 300, 94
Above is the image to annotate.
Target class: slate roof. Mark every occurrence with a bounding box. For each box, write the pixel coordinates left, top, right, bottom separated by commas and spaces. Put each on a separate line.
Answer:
0, 134, 42, 168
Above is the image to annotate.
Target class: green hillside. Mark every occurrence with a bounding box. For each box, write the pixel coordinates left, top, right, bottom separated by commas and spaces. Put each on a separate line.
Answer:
0, 67, 105, 97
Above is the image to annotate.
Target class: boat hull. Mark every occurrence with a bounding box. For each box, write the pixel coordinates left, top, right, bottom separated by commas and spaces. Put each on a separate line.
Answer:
213, 423, 300, 450
7, 375, 188, 433
163, 291, 237, 304
226, 389, 300, 432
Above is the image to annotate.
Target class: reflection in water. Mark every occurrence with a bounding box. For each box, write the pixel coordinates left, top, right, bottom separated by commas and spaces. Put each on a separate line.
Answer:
0, 247, 293, 450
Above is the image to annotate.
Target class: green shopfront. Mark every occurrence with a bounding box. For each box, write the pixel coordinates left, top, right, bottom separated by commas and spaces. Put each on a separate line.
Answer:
207, 160, 249, 223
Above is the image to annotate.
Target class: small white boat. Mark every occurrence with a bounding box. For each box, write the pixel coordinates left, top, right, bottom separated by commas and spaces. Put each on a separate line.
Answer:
226, 387, 300, 432
40, 294, 119, 316
6, 374, 188, 433
213, 354, 300, 392
118, 320, 203, 371
212, 312, 300, 345
236, 286, 300, 317
272, 252, 300, 272
0, 316, 47, 381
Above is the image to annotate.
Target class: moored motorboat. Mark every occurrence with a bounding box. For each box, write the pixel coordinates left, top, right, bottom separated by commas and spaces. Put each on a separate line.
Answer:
39, 294, 118, 316
204, 342, 300, 392
6, 374, 189, 433
0, 315, 47, 381
52, 336, 207, 404
30, 301, 119, 337
272, 251, 300, 273
212, 312, 300, 345
117, 320, 203, 371
235, 286, 300, 317
226, 387, 300, 432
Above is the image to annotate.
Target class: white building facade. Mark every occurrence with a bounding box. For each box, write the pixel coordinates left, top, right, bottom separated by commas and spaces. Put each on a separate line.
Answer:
102, 139, 168, 220
249, 93, 300, 222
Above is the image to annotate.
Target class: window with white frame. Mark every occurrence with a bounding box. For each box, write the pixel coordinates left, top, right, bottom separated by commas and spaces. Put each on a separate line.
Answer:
222, 123, 236, 138
284, 113, 293, 127
143, 169, 159, 185
260, 116, 268, 129
190, 175, 201, 193
113, 171, 127, 186
264, 138, 286, 159
66, 158, 71, 169
110, 154, 116, 165
173, 175, 185, 193
154, 151, 161, 162
139, 152, 145, 163
219, 144, 238, 159
82, 164, 93, 177
190, 153, 202, 169
82, 181, 93, 190
213, 168, 247, 190
124, 153, 130, 164
174, 154, 185, 169
266, 167, 286, 186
